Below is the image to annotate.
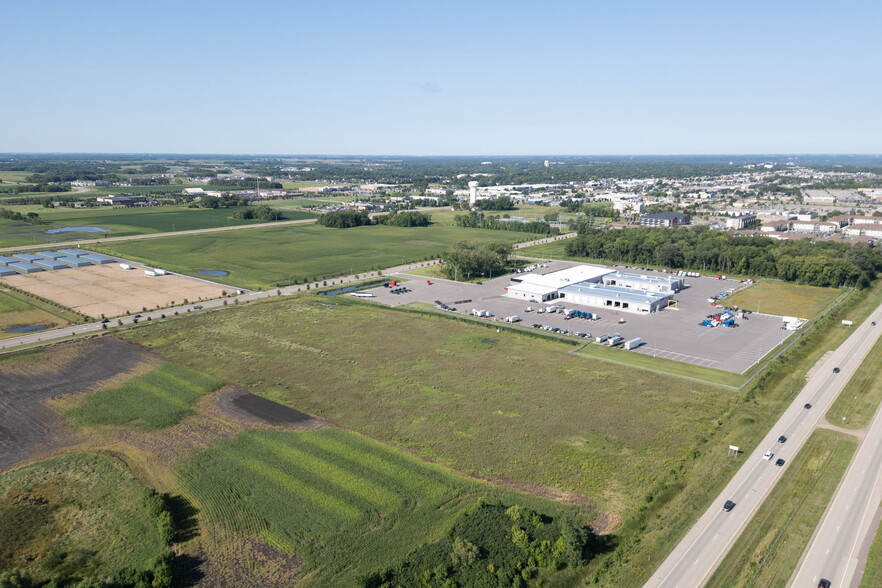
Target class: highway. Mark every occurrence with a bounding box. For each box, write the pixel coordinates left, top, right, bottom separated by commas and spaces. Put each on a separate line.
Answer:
646, 305, 882, 588
791, 321, 882, 587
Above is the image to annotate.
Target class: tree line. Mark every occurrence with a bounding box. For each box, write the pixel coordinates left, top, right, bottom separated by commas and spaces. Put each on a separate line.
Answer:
0, 208, 44, 224
317, 210, 431, 228
441, 242, 513, 280
454, 211, 559, 236
564, 226, 882, 288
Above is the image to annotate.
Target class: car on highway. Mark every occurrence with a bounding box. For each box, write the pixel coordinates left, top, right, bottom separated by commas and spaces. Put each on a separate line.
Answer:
778, 435, 787, 443
833, 367, 841, 373
804, 403, 813, 409
763, 451, 774, 460
775, 458, 785, 467
818, 579, 831, 588
723, 500, 736, 512
193, 305, 203, 309
134, 314, 142, 318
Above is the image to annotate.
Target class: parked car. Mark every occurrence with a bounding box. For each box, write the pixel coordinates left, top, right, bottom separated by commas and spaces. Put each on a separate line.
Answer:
723, 500, 736, 512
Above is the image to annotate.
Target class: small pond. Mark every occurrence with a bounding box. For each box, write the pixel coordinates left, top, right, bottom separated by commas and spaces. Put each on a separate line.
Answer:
196, 269, 230, 277
45, 226, 111, 234
6, 325, 49, 334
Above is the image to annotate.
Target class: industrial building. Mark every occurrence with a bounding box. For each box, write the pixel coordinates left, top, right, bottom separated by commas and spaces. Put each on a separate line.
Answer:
12, 253, 44, 264
58, 248, 87, 257
80, 253, 115, 264
640, 212, 691, 227
0, 267, 16, 277
32, 259, 69, 271
0, 249, 116, 272
7, 262, 43, 274
0, 256, 19, 265
506, 264, 679, 313
36, 251, 66, 260
58, 256, 93, 267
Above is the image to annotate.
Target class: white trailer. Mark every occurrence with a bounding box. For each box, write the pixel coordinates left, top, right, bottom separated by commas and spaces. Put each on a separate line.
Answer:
119, 263, 132, 270
144, 270, 157, 276
624, 337, 644, 350
842, 320, 854, 326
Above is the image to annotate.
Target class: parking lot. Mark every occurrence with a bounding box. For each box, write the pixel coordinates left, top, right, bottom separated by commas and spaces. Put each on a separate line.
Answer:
363, 261, 793, 374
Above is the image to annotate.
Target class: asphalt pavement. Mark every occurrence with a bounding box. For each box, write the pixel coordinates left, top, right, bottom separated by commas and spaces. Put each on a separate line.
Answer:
645, 306, 882, 588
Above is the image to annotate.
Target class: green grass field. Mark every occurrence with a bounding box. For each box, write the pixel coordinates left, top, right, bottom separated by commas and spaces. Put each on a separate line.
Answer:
0, 453, 168, 583
0, 204, 316, 248
124, 294, 733, 520
861, 512, 882, 587
178, 428, 587, 586
725, 281, 843, 318
95, 223, 542, 289
0, 289, 75, 338
708, 429, 857, 587
64, 362, 223, 431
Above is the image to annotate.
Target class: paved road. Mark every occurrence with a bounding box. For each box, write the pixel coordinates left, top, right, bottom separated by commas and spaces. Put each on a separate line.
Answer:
645, 306, 882, 588
0, 217, 318, 254
790, 316, 882, 588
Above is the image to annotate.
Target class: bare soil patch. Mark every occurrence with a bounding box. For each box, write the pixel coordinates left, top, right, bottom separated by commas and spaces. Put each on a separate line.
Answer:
196, 535, 301, 588
217, 386, 325, 427
483, 476, 620, 535
0, 264, 228, 318
0, 337, 155, 472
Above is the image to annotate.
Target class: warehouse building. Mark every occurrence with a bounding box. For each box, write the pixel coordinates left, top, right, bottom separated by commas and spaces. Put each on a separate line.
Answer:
601, 271, 684, 294
506, 264, 676, 313
559, 282, 671, 313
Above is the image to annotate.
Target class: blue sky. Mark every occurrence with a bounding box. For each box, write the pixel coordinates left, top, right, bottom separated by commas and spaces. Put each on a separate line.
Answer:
2, 0, 879, 155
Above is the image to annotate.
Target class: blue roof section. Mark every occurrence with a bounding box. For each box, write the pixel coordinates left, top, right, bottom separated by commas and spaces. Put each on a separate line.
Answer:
0, 267, 16, 276
80, 253, 114, 264
36, 251, 66, 259
7, 262, 43, 273
57, 248, 86, 257
58, 256, 92, 267
33, 259, 69, 270
12, 253, 43, 263
560, 282, 669, 304
0, 256, 18, 265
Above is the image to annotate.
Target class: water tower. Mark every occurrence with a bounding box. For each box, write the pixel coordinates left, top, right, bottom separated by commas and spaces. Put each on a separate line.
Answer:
468, 181, 479, 206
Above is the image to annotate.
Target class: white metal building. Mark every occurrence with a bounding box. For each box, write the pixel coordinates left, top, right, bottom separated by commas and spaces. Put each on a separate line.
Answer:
601, 271, 684, 294
559, 283, 671, 313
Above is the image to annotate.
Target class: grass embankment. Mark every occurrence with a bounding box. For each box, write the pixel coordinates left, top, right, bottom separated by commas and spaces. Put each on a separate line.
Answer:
0, 204, 316, 248
725, 281, 842, 318
97, 223, 542, 290
0, 453, 168, 583
708, 429, 857, 586
179, 428, 589, 586
0, 288, 80, 337
63, 362, 223, 431
827, 330, 882, 429
861, 515, 882, 587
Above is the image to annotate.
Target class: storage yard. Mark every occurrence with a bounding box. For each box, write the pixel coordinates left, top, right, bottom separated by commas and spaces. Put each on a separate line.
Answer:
0, 250, 231, 318
367, 261, 794, 374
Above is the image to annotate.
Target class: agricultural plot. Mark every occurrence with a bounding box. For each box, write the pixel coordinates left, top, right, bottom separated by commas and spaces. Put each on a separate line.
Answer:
0, 337, 155, 472
63, 362, 223, 431
724, 280, 842, 318
0, 289, 68, 338
179, 428, 587, 586
0, 204, 316, 248
0, 453, 168, 583
98, 223, 543, 290
124, 294, 732, 521
0, 264, 230, 318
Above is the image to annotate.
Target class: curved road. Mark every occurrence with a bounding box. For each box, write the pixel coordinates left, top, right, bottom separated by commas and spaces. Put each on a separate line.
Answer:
646, 306, 882, 587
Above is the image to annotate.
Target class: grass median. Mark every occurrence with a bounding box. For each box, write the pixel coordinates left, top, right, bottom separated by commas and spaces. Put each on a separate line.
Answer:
826, 330, 882, 430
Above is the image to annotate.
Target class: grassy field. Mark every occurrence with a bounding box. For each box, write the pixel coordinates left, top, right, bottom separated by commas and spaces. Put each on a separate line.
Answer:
0, 288, 77, 338
123, 294, 734, 522
178, 427, 588, 586
0, 204, 316, 247
861, 512, 882, 587
0, 453, 168, 583
63, 362, 223, 431
826, 330, 882, 429
95, 223, 543, 289
708, 429, 857, 587
725, 281, 843, 318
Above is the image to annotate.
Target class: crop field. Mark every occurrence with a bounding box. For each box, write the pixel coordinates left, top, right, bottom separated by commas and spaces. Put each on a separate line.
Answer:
725, 280, 842, 318
0, 289, 69, 337
179, 428, 586, 586
1, 264, 230, 318
96, 223, 543, 290
0, 453, 167, 582
63, 362, 223, 431
123, 294, 732, 521
708, 429, 857, 587
0, 204, 316, 247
